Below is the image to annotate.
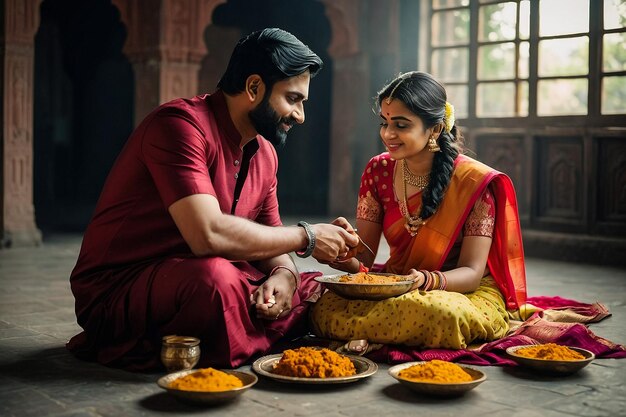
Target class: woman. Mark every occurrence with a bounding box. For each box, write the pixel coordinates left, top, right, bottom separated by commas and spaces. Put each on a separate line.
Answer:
310, 71, 527, 352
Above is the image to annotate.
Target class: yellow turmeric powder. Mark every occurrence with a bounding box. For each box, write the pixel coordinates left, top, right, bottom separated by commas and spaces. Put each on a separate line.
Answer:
515, 343, 585, 361
339, 272, 406, 284
169, 367, 243, 391
272, 347, 357, 378
398, 360, 473, 383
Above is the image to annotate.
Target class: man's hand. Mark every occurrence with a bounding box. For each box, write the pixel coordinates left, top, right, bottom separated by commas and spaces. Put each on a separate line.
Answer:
250, 270, 295, 320
310, 217, 359, 262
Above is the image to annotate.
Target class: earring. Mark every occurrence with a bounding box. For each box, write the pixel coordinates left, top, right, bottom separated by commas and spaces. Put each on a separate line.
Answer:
428, 136, 441, 153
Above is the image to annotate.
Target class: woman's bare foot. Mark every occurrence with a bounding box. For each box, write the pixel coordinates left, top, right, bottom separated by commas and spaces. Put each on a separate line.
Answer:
345, 339, 369, 355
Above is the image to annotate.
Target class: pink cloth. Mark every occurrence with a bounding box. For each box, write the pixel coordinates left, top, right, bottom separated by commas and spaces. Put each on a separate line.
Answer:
367, 297, 626, 365
68, 91, 311, 371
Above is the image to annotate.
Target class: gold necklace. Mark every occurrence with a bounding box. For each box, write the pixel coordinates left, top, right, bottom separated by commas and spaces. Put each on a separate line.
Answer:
398, 159, 427, 236
402, 160, 430, 189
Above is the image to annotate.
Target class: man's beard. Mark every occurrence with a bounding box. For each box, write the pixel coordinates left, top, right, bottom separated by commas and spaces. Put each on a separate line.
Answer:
249, 93, 295, 148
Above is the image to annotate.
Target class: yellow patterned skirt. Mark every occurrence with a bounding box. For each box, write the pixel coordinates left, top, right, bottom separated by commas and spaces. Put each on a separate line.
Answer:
310, 276, 509, 349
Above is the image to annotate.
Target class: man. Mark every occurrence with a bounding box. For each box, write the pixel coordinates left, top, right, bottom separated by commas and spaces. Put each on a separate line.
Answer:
68, 28, 358, 371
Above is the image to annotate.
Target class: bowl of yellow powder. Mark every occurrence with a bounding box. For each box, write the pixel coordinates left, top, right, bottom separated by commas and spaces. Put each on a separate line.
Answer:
315, 272, 415, 300
388, 360, 486, 397
157, 367, 257, 404
252, 346, 378, 384
506, 343, 595, 375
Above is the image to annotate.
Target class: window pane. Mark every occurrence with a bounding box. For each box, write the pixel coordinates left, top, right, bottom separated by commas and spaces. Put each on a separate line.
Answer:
539, 37, 589, 77
604, 0, 626, 30
519, 41, 530, 78
519, 1, 530, 40
603, 33, 626, 72
434, 0, 469, 8
602, 76, 626, 114
538, 79, 588, 115
539, 0, 589, 36
478, 2, 517, 42
432, 48, 469, 82
477, 82, 516, 117
444, 85, 468, 119
478, 43, 516, 80
518, 81, 529, 116
432, 9, 470, 46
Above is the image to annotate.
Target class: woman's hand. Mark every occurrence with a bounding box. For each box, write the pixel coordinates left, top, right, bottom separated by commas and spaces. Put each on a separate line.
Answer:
319, 256, 360, 273
406, 268, 424, 291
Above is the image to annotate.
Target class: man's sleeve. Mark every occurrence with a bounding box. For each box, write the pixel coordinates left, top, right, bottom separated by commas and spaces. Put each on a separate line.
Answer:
255, 145, 282, 227
141, 109, 217, 208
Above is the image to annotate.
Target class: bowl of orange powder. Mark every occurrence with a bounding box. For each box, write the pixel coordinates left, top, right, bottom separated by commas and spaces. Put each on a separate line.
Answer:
506, 343, 595, 375
157, 367, 258, 404
315, 272, 415, 300
388, 360, 487, 397
252, 346, 378, 384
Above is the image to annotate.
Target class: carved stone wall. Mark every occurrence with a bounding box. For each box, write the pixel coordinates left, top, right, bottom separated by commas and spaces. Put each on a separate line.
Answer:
473, 129, 626, 265
536, 137, 584, 229
596, 136, 626, 234
475, 133, 528, 221
1, 0, 43, 247
110, 0, 225, 124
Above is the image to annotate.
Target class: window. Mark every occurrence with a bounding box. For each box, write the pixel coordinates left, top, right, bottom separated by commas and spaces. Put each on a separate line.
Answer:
427, 0, 626, 121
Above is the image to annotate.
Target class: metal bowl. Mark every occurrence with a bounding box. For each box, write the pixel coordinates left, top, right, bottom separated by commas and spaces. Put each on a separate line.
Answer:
252, 352, 378, 384
388, 361, 487, 397
315, 273, 414, 300
506, 345, 595, 375
157, 369, 257, 404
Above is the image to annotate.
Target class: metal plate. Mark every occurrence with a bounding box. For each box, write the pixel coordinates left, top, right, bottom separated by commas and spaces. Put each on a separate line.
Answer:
252, 353, 378, 384
506, 345, 595, 375
388, 361, 487, 397
157, 369, 257, 404
315, 273, 414, 300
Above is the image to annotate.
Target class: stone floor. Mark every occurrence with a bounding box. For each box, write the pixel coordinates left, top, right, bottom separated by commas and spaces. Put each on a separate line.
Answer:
1, 227, 626, 417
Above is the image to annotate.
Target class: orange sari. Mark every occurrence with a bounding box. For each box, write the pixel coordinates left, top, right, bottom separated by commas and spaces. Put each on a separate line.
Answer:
310, 154, 527, 349
382, 154, 527, 311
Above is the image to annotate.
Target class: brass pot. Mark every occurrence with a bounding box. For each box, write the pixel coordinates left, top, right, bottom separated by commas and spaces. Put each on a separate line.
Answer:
161, 335, 201, 372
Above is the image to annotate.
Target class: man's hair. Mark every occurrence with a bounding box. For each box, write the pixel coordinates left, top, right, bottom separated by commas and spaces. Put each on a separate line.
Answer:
217, 28, 323, 94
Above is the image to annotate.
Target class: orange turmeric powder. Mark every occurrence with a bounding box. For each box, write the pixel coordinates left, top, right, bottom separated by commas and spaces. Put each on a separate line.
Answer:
169, 367, 243, 391
398, 360, 473, 383
339, 272, 406, 284
272, 347, 357, 378
515, 343, 585, 361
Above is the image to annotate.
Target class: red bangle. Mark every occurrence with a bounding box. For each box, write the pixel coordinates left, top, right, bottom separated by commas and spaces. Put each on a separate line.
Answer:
419, 269, 432, 291
270, 265, 300, 290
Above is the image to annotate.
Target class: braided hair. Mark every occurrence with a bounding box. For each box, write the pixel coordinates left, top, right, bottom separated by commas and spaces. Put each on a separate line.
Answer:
375, 71, 464, 221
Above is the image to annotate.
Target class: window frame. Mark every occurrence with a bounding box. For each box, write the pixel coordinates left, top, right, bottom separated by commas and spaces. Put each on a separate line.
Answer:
424, 0, 626, 129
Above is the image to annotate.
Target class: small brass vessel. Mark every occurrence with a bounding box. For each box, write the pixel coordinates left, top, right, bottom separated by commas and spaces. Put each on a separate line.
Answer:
161, 335, 201, 372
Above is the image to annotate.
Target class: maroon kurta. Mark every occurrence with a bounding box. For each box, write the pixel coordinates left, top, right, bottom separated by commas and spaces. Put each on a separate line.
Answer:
68, 91, 319, 371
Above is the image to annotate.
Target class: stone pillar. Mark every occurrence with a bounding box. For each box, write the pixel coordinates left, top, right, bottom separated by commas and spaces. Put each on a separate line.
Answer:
321, 0, 365, 216
321, 0, 402, 217
1, 0, 43, 247
111, 0, 225, 124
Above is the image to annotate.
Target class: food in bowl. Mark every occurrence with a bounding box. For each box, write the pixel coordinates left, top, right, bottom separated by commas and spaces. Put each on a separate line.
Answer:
272, 347, 356, 378
169, 367, 243, 391
338, 272, 408, 284
397, 360, 473, 383
513, 343, 586, 361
